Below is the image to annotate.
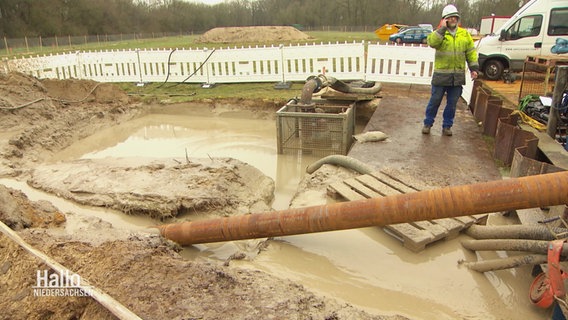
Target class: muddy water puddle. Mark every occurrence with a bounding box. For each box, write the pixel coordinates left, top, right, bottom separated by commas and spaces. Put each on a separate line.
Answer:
9, 108, 551, 319
193, 222, 549, 319
0, 178, 154, 236
49, 111, 318, 211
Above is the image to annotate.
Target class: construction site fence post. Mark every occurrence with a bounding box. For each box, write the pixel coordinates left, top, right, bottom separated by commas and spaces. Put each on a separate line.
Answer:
547, 66, 568, 139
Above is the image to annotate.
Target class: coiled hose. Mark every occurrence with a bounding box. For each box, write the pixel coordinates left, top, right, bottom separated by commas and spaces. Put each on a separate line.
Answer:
306, 155, 374, 174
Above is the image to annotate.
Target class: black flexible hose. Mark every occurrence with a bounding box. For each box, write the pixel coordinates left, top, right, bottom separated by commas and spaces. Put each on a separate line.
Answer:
156, 48, 177, 88
176, 48, 217, 86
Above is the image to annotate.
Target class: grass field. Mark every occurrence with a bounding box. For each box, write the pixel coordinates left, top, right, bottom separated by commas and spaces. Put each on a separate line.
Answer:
3, 31, 384, 58
121, 81, 306, 102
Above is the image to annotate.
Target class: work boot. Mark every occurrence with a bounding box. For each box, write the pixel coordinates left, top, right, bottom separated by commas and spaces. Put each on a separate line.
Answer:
442, 127, 453, 136
422, 125, 431, 134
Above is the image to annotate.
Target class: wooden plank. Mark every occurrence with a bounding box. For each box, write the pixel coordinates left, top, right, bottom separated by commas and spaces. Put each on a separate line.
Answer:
384, 224, 433, 252
355, 174, 400, 196
453, 216, 477, 227
370, 171, 416, 193
328, 182, 366, 201
320, 92, 377, 102
516, 208, 546, 225
472, 214, 488, 220
473, 214, 489, 225
526, 55, 568, 66
343, 178, 381, 198
515, 205, 566, 228
380, 168, 430, 191
412, 221, 448, 242
0, 221, 142, 320
329, 171, 485, 252
430, 218, 464, 239
326, 184, 343, 200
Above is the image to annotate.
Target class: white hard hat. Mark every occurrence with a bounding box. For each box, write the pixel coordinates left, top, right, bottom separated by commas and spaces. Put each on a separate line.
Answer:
442, 4, 460, 19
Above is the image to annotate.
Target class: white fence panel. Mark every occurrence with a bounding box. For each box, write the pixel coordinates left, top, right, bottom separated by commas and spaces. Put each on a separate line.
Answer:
203, 45, 283, 84
137, 49, 171, 83
136, 48, 204, 83
282, 42, 365, 81
366, 43, 434, 85
8, 52, 79, 80
3, 42, 473, 103
79, 49, 141, 82
159, 48, 212, 84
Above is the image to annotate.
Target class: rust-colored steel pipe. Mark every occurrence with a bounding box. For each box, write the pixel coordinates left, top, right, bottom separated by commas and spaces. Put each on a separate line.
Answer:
158, 171, 568, 245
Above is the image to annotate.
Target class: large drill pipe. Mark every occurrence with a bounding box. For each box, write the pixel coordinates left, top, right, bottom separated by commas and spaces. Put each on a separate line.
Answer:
158, 171, 568, 246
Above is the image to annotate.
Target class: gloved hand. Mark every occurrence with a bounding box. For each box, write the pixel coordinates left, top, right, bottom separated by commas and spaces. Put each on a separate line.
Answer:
437, 25, 448, 35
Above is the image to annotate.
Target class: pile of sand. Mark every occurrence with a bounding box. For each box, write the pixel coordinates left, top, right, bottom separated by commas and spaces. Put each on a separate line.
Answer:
197, 26, 311, 43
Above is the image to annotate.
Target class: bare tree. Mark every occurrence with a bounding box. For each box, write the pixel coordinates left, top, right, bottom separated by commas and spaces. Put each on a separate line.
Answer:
0, 0, 529, 38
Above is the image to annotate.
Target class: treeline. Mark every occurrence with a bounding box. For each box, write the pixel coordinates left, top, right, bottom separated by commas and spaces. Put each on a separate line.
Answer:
0, 0, 523, 38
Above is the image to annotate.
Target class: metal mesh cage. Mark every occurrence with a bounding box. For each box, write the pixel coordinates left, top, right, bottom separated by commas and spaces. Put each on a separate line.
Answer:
276, 102, 355, 156
519, 56, 568, 101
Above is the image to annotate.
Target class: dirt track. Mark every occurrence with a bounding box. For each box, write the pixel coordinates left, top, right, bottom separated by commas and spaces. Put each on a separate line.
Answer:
0, 72, 409, 319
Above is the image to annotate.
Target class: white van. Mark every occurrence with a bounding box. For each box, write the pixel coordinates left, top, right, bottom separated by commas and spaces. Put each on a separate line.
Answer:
476, 0, 568, 80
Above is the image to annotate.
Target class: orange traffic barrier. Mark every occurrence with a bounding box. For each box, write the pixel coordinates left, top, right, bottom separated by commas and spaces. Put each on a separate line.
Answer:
158, 171, 568, 245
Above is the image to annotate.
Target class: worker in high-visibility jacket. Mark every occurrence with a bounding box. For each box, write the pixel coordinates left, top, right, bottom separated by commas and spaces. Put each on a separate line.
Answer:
422, 4, 479, 137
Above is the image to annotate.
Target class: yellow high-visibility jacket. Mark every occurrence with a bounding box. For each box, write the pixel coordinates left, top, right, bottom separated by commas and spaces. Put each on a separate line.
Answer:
427, 27, 479, 86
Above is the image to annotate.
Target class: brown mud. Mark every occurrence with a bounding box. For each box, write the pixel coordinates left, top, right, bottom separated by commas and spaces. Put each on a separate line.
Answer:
0, 71, 408, 319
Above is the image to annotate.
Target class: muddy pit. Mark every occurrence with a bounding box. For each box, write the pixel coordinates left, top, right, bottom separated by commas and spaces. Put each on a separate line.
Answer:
0, 72, 552, 319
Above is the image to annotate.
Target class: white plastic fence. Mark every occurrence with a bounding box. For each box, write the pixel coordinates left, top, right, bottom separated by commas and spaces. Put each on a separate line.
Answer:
2, 41, 474, 103
281, 42, 365, 81
366, 43, 435, 85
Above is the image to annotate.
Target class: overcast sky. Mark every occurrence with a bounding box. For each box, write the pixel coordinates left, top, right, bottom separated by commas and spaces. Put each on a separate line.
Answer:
184, 0, 258, 5
192, 0, 225, 5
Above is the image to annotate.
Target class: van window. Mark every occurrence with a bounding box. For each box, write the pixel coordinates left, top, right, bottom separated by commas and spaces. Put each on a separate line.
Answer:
549, 8, 568, 35
503, 15, 543, 40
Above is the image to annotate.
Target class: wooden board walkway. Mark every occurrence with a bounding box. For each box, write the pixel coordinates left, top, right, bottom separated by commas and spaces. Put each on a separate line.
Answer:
327, 169, 486, 252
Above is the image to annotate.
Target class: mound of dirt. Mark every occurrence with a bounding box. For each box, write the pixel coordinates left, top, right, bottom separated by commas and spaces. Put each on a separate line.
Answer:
29, 157, 275, 219
0, 185, 65, 230
0, 72, 47, 112
41, 78, 129, 104
197, 26, 311, 43
1, 230, 400, 320
0, 73, 143, 177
